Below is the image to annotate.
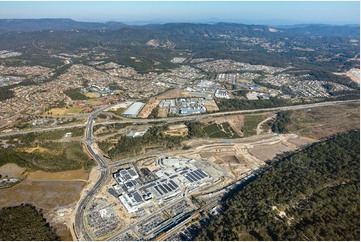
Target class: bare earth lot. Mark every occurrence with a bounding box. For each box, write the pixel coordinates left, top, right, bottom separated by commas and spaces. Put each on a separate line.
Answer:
0, 163, 26, 177
287, 104, 360, 139
27, 169, 89, 181
138, 97, 161, 118
0, 179, 84, 210
0, 164, 91, 240
0, 178, 86, 240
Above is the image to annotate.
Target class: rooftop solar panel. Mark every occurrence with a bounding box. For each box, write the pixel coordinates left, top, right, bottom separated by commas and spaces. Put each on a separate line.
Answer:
125, 181, 134, 187
169, 180, 178, 188
191, 171, 201, 180
133, 192, 143, 203
167, 182, 175, 190
169, 175, 178, 179
158, 184, 168, 193
194, 170, 205, 178
198, 170, 208, 177
186, 175, 195, 182
128, 169, 137, 176
163, 184, 172, 192
154, 186, 163, 195
188, 173, 199, 181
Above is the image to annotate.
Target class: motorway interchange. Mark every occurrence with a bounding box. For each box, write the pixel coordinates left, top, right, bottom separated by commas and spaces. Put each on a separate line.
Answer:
65, 99, 359, 241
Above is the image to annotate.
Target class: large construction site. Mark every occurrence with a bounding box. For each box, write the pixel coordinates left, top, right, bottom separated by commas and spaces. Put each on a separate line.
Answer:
81, 130, 313, 241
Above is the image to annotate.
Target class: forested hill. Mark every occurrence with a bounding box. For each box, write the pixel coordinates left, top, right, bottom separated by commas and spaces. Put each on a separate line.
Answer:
196, 129, 360, 241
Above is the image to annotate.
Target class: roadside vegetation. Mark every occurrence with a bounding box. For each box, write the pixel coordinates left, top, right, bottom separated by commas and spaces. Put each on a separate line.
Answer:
103, 121, 241, 159
196, 129, 360, 241
0, 204, 59, 241
3, 127, 85, 144
185, 121, 207, 138
216, 95, 358, 112
35, 127, 85, 140
147, 106, 159, 119
106, 125, 184, 159
109, 107, 126, 116
0, 142, 93, 172
271, 111, 292, 133
216, 98, 297, 111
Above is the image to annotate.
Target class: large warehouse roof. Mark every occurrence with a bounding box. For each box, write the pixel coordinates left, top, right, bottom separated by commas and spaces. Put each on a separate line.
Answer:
123, 102, 145, 117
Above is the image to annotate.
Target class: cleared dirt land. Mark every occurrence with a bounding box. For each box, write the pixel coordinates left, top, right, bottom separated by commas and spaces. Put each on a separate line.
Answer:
0, 163, 26, 177
249, 141, 298, 161
1, 167, 91, 240
0, 139, 94, 240
346, 68, 360, 84
287, 103, 360, 139
137, 97, 161, 118
47, 107, 85, 116
204, 99, 219, 112
27, 168, 89, 181
0, 178, 86, 240
0, 179, 84, 209
84, 92, 101, 98
164, 124, 188, 136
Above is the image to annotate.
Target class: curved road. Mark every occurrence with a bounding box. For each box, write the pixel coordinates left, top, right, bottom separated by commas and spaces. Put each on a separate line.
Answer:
35, 99, 359, 240
73, 106, 114, 241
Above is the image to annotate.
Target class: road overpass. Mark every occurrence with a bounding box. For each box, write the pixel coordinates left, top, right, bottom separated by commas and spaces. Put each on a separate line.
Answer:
70, 98, 359, 241
0, 99, 359, 138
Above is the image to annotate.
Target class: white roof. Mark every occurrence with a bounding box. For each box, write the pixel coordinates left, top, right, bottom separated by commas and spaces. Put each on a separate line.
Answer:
123, 102, 145, 116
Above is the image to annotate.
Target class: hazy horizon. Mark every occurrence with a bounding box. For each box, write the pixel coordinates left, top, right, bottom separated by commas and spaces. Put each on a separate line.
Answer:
0, 1, 359, 26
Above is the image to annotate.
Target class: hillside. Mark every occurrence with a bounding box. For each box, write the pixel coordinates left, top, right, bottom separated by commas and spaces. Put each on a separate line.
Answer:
195, 129, 360, 241
0, 20, 359, 74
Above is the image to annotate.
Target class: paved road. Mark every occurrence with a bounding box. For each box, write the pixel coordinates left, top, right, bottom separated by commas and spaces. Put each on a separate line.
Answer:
73, 105, 115, 241
0, 99, 358, 138
38, 99, 358, 240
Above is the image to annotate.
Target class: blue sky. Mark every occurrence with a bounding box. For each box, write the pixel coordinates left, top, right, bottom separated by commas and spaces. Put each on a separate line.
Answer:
0, 1, 359, 25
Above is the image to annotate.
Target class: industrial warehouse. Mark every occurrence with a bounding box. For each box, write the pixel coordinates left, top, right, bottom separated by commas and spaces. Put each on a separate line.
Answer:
112, 157, 213, 214
159, 98, 208, 116
122, 101, 145, 117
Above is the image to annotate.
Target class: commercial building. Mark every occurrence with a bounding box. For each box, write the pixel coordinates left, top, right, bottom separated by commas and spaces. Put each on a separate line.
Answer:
113, 157, 212, 214
122, 102, 145, 117
214, 90, 230, 99
246, 91, 259, 100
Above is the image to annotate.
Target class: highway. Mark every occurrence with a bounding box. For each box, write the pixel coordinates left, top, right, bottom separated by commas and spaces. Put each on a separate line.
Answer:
0, 99, 359, 138
39, 99, 358, 241
73, 105, 115, 241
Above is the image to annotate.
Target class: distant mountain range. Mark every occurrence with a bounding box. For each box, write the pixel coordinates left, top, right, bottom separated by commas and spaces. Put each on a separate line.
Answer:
0, 18, 129, 33
0, 18, 359, 38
